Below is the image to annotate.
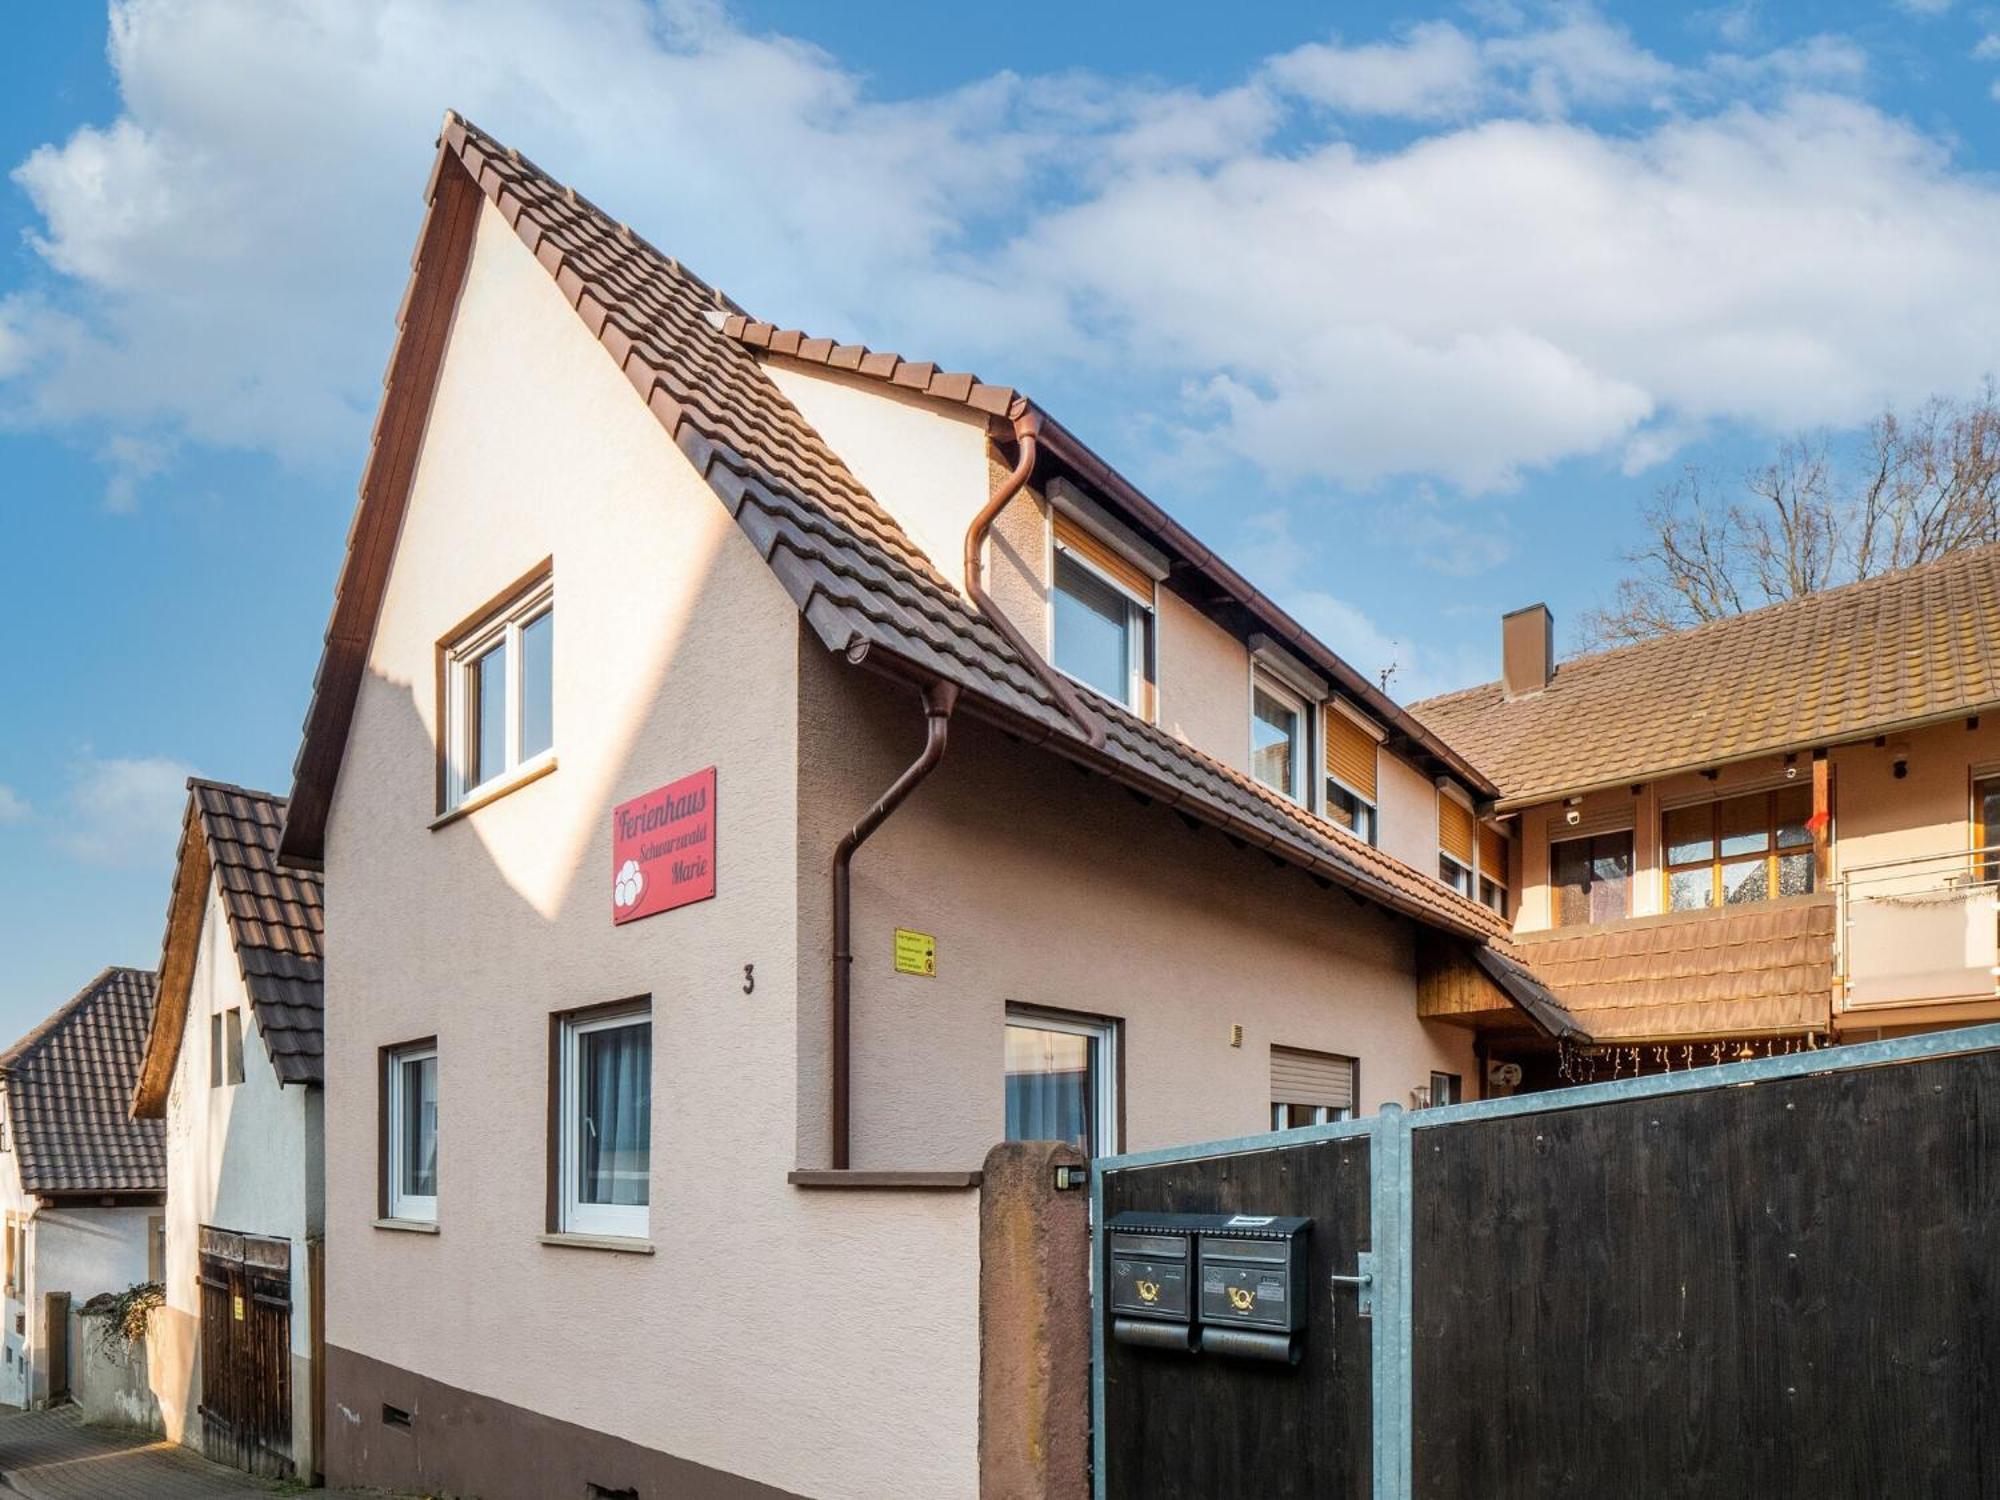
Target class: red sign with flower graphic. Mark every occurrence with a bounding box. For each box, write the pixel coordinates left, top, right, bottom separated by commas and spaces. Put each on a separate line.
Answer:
612, 767, 716, 925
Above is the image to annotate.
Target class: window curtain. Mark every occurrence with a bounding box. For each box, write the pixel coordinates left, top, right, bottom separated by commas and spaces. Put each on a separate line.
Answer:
581, 1021, 651, 1206
401, 1055, 438, 1197
1005, 1024, 1093, 1150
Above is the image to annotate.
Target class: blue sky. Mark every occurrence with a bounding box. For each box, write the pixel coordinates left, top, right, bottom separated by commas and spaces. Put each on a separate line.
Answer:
2, 0, 1999, 1034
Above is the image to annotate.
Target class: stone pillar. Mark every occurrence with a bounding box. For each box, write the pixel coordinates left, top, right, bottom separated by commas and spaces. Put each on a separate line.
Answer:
979, 1140, 1090, 1500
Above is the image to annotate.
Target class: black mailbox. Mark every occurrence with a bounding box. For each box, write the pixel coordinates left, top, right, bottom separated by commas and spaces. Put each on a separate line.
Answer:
1106, 1212, 1311, 1362
1106, 1214, 1196, 1352
1198, 1216, 1311, 1363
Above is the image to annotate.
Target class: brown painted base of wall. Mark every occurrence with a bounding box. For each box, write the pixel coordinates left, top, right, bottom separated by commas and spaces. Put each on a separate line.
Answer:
325, 1344, 806, 1500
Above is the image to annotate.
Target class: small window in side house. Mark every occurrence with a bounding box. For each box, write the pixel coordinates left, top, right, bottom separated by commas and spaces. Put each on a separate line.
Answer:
1005, 1006, 1119, 1158
444, 579, 554, 810
211, 1009, 245, 1088
1251, 674, 1308, 804
1438, 793, 1476, 895
147, 1216, 165, 1284
558, 1005, 652, 1239
1323, 706, 1379, 845
1270, 1045, 1356, 1129
385, 1043, 439, 1223
1051, 516, 1154, 715
1552, 830, 1633, 927
1429, 1071, 1464, 1107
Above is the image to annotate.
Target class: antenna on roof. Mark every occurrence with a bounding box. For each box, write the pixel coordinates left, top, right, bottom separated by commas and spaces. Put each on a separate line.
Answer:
1378, 661, 1398, 692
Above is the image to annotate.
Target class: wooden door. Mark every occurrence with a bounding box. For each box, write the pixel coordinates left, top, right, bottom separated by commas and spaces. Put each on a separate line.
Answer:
197, 1227, 293, 1477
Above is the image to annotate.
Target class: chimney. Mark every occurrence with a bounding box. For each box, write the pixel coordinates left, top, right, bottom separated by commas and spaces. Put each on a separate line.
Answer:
1501, 604, 1553, 700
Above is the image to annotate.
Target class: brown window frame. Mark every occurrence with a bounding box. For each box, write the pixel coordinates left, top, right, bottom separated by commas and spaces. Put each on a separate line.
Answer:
1550, 829, 1634, 928
1662, 787, 1814, 912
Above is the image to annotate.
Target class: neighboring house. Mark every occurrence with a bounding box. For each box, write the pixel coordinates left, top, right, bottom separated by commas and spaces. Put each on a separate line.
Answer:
1413, 552, 2000, 1083
274, 114, 1548, 1500
0, 967, 163, 1409
130, 779, 324, 1480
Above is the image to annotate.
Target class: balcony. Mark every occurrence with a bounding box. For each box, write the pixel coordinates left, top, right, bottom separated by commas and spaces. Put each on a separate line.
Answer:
1837, 846, 2000, 1012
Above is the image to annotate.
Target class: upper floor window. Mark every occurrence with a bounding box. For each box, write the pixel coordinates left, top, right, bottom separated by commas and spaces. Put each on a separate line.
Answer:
1664, 786, 1813, 911
1478, 824, 1510, 918
1438, 792, 1476, 895
1252, 673, 1308, 804
444, 576, 553, 810
1323, 706, 1378, 845
1553, 829, 1633, 926
1051, 515, 1154, 716
209, 1007, 245, 1088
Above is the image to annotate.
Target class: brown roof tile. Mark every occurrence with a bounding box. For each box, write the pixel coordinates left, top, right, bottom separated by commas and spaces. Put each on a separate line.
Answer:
1412, 545, 2000, 805
1, 969, 163, 1196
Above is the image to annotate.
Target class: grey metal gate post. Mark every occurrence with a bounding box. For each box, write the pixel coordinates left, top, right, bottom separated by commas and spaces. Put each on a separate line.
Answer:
1368, 1105, 1413, 1500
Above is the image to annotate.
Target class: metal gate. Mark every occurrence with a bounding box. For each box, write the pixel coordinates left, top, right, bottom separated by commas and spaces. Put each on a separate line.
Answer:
198, 1226, 293, 1478
1093, 1022, 2000, 1498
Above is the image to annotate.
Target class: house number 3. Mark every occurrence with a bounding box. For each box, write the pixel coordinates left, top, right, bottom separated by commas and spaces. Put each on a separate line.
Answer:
743, 964, 755, 995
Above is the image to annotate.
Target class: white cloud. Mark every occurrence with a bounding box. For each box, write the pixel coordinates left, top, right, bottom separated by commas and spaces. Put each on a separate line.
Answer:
1895, 0, 1953, 16
1975, 34, 2000, 61
7, 1, 2000, 516
0, 786, 29, 823
55, 754, 192, 867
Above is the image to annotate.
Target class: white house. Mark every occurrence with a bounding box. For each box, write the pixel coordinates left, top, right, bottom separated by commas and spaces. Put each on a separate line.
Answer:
130, 779, 324, 1480
0, 966, 164, 1409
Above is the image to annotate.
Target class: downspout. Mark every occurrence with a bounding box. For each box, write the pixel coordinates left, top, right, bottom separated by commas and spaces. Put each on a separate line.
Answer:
831, 678, 960, 1170
965, 409, 1107, 750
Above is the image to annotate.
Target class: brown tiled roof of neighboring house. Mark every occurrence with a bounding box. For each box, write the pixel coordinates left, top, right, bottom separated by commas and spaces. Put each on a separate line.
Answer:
1509, 895, 1835, 1043
1, 968, 163, 1196
279, 114, 1513, 949
134, 781, 323, 1116
1412, 544, 2000, 807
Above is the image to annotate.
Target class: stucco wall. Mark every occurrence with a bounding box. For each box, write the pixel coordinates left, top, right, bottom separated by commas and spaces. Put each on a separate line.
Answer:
20, 1206, 155, 1407
323, 197, 978, 1500
1157, 590, 1249, 768
156, 878, 315, 1463
1377, 752, 1443, 882
800, 650, 1478, 1172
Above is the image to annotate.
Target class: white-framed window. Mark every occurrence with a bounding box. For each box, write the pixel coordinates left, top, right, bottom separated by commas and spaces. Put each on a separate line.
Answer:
1439, 852, 1473, 895
558, 1004, 652, 1239
1325, 781, 1378, 845
1004, 1005, 1119, 1158
1428, 1071, 1463, 1107
1437, 790, 1476, 896
443, 579, 554, 810
1322, 704, 1380, 846
385, 1042, 439, 1223
1050, 518, 1154, 716
209, 1008, 244, 1089
1251, 672, 1309, 805
1270, 1045, 1356, 1129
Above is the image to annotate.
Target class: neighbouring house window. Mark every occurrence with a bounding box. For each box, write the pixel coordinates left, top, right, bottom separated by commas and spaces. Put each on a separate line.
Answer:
1051, 515, 1154, 715
147, 1216, 165, 1284
1973, 774, 2000, 883
210, 1009, 245, 1088
1323, 707, 1379, 845
4, 1216, 15, 1295
1270, 1045, 1357, 1129
1005, 1006, 1118, 1157
385, 1042, 439, 1223
558, 1005, 652, 1239
1552, 830, 1633, 927
1663, 786, 1814, 911
1477, 824, 1511, 918
1429, 1071, 1463, 1107
1252, 673, 1308, 804
444, 579, 554, 809
1438, 793, 1476, 895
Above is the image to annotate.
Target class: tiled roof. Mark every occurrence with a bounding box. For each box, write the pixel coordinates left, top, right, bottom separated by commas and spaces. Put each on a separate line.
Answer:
1, 969, 163, 1196
136, 781, 322, 1115
193, 781, 324, 1082
1412, 544, 2000, 805
283, 114, 1511, 948
1509, 895, 1835, 1043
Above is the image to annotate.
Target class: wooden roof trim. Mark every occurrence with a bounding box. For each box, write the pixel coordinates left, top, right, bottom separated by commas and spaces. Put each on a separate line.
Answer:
279, 132, 485, 868
132, 797, 210, 1119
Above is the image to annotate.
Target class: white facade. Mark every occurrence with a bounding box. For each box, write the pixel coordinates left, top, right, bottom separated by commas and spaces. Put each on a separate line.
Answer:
150, 877, 320, 1470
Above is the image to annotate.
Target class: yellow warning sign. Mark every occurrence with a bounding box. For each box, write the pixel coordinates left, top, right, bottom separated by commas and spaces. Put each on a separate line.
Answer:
893, 928, 937, 977
232, 1293, 245, 1322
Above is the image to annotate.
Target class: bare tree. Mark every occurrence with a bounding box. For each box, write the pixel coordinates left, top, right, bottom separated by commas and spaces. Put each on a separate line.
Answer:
1580, 387, 2000, 648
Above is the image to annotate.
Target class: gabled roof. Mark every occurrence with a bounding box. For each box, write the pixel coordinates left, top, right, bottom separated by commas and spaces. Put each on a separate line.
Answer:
277, 113, 1510, 948
1, 968, 163, 1196
1412, 543, 2000, 807
133, 780, 323, 1117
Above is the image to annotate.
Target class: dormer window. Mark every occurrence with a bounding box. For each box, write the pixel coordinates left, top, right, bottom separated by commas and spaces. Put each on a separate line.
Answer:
1438, 790, 1476, 895
1252, 673, 1308, 803
1051, 513, 1154, 715
1323, 704, 1380, 845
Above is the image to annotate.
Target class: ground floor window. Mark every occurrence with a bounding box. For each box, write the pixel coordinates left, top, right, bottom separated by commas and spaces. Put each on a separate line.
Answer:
557, 1003, 652, 1238
385, 1041, 439, 1222
1270, 1045, 1357, 1129
1005, 1006, 1118, 1157
1428, 1071, 1463, 1107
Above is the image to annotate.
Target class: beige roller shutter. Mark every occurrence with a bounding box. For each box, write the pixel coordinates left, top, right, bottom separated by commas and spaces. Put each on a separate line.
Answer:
1270, 1046, 1356, 1112
1438, 794, 1475, 866
1054, 512, 1153, 601
1324, 707, 1378, 803
1478, 823, 1508, 884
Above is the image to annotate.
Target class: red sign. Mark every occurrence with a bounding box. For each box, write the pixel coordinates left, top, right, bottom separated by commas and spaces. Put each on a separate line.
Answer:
612, 767, 716, 925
